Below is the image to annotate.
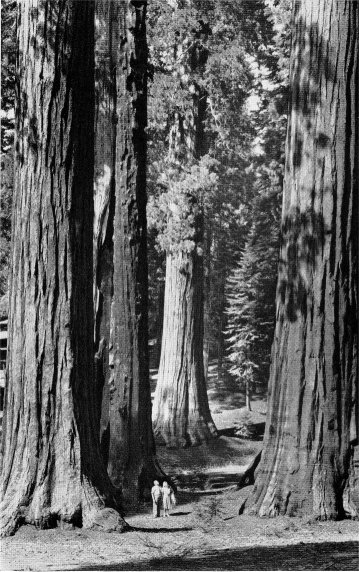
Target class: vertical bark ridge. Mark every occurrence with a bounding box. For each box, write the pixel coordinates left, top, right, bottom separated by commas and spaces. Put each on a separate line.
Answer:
1, 0, 126, 537
99, 0, 166, 503
241, 0, 358, 520
153, 249, 217, 447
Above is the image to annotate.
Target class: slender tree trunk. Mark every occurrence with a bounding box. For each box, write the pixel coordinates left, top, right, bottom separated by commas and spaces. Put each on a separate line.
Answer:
216, 270, 226, 381
203, 223, 212, 381
0, 0, 125, 537
153, 249, 217, 447
245, 383, 252, 412
105, 0, 165, 501
242, 0, 358, 519
211, 230, 228, 382
94, 0, 116, 450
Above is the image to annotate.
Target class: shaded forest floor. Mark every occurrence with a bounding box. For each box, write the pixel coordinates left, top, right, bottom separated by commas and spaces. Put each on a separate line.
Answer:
2, 365, 358, 571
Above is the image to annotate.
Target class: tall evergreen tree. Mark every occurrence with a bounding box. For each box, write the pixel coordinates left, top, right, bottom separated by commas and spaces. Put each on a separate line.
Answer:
224, 0, 291, 399
1, 0, 125, 536
150, 0, 218, 447
242, 0, 358, 519
225, 184, 282, 405
94, 0, 165, 500
147, 0, 265, 446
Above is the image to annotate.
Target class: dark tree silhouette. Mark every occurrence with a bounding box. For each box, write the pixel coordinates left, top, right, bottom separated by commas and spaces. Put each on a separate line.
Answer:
241, 0, 358, 519
0, 0, 125, 536
93, 0, 116, 456
94, 0, 166, 501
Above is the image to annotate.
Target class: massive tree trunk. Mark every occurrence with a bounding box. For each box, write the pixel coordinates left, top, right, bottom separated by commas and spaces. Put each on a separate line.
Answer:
0, 0, 125, 537
153, 248, 217, 447
241, 0, 358, 520
96, 0, 165, 502
152, 4, 217, 447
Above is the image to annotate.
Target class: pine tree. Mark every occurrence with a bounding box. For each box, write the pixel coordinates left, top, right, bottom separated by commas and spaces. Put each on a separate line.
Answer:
224, 0, 291, 399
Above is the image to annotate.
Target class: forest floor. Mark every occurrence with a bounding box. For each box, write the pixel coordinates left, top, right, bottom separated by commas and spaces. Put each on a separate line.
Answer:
1, 366, 358, 571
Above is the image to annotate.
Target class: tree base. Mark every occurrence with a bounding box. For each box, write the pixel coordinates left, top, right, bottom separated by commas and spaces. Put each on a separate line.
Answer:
118, 456, 176, 507
0, 476, 128, 538
0, 505, 128, 538
239, 477, 359, 521
154, 417, 218, 448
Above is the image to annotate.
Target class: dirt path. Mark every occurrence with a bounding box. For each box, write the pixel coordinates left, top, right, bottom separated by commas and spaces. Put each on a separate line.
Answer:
2, 488, 358, 571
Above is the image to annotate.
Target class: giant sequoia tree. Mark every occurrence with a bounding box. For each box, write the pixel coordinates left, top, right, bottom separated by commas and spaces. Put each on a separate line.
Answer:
242, 0, 358, 519
94, 0, 165, 500
0, 0, 125, 536
150, 0, 218, 447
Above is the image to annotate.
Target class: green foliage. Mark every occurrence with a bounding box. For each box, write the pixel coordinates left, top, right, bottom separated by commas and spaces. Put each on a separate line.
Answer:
147, 0, 258, 250
225, 188, 281, 389
193, 496, 226, 531
1, 1, 16, 318
148, 156, 219, 254
224, 0, 291, 392
147, 0, 292, 380
0, 154, 13, 317
147, 1, 266, 368
1, 0, 16, 152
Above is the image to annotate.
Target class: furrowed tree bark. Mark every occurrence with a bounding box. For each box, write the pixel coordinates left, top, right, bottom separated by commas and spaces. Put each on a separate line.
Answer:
152, 1, 217, 447
203, 222, 213, 381
242, 0, 358, 520
0, 0, 126, 537
93, 0, 116, 459
153, 248, 217, 447
103, 0, 166, 502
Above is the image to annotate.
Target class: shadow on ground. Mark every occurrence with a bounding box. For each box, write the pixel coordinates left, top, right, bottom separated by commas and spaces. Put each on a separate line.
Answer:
72, 541, 359, 570
218, 422, 265, 440
130, 525, 193, 533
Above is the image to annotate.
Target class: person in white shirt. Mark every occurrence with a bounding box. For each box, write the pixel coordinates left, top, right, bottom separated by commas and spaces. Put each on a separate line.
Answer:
151, 480, 162, 518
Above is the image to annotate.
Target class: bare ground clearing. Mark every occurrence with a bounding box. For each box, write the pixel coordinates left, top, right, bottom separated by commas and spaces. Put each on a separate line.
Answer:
1, 487, 358, 571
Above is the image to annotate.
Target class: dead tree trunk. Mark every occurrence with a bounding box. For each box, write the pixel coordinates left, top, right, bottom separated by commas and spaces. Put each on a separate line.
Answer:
0, 0, 125, 537
104, 0, 165, 502
242, 0, 358, 519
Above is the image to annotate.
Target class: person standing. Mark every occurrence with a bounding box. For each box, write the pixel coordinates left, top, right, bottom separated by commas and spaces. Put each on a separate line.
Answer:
162, 481, 175, 517
151, 480, 162, 518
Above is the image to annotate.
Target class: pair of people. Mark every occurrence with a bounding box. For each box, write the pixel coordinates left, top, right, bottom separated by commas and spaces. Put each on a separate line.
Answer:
151, 480, 176, 518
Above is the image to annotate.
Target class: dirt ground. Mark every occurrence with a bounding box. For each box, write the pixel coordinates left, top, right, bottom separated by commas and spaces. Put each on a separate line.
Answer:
1, 370, 359, 571
1, 486, 358, 571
